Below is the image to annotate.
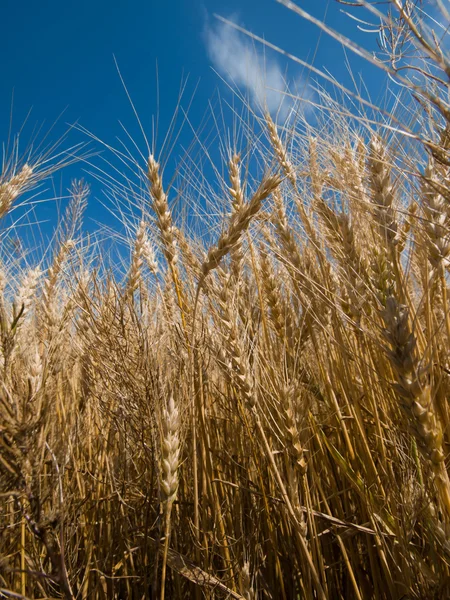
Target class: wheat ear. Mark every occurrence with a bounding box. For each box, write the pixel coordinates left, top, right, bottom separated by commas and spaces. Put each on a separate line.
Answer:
160, 394, 180, 600
228, 153, 246, 286
148, 156, 178, 267
266, 116, 324, 262
41, 240, 75, 331
148, 156, 187, 329
201, 173, 281, 280
381, 294, 450, 518
381, 296, 444, 466
367, 136, 399, 249
240, 561, 255, 600
126, 220, 146, 296
0, 164, 33, 220
421, 158, 450, 336
215, 272, 255, 408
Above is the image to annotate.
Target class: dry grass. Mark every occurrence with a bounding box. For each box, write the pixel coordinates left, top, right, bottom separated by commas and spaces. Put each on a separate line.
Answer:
1, 2, 450, 598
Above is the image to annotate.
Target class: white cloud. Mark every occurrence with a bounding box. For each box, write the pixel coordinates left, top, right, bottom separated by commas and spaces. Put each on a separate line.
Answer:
204, 17, 308, 122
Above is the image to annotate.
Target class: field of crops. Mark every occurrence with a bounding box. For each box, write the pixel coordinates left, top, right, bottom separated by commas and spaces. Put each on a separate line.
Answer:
1, 2, 450, 598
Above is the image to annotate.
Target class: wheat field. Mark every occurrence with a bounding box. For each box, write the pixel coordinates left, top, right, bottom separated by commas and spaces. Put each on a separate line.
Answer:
1, 2, 450, 599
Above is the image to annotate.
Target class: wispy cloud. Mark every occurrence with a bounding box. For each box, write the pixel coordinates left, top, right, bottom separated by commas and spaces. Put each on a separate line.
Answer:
204, 16, 309, 121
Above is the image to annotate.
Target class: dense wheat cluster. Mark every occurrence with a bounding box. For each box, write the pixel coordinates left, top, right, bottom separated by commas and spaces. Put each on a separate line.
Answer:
1, 1, 450, 598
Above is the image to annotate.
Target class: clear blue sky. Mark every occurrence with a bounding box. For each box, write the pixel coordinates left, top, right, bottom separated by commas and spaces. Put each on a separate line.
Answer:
1, 0, 385, 238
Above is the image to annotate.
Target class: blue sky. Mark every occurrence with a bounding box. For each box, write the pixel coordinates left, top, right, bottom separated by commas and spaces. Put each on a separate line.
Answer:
1, 0, 386, 241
